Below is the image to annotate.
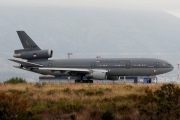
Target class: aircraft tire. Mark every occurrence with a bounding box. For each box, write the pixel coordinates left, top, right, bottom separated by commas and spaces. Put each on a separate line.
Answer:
75, 80, 93, 83
75, 80, 81, 83
90, 80, 93, 83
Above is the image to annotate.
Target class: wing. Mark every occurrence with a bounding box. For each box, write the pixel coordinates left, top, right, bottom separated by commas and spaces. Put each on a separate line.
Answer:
8, 59, 43, 67
39, 67, 108, 74
9, 59, 108, 74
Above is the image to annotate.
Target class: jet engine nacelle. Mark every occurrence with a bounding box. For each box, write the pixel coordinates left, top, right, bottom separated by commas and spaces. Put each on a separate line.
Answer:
107, 76, 119, 80
13, 50, 53, 60
86, 71, 107, 80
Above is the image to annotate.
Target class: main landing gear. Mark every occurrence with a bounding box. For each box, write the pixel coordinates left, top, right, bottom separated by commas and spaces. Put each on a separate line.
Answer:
75, 79, 93, 83
75, 74, 93, 83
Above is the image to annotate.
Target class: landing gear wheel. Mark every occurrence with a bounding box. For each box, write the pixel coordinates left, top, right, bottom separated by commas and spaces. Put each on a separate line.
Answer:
75, 74, 93, 83
89, 80, 93, 83
75, 80, 81, 83
83, 80, 93, 83
75, 79, 93, 83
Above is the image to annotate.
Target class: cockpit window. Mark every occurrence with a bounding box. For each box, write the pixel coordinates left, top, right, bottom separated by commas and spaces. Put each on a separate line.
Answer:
163, 62, 170, 66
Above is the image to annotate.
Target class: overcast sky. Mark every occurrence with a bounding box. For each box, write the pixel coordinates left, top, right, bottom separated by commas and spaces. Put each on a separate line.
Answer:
1, 0, 180, 17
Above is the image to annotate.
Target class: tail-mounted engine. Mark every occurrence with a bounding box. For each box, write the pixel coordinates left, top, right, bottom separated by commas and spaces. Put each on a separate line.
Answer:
13, 49, 53, 60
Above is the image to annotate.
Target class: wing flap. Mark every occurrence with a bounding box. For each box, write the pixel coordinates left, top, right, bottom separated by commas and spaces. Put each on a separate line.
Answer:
9, 59, 43, 67
39, 67, 90, 72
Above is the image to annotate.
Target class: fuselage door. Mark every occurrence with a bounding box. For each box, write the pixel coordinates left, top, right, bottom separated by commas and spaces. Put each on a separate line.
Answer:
91, 62, 96, 69
126, 62, 130, 69
156, 62, 159, 68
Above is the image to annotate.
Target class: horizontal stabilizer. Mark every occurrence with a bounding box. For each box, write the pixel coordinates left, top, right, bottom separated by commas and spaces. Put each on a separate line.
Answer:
8, 59, 43, 67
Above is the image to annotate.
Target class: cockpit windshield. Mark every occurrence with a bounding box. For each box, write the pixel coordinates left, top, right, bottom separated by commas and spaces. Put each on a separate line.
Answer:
163, 62, 170, 66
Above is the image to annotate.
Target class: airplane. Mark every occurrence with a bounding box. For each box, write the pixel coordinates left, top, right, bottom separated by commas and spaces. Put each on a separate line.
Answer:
9, 31, 174, 83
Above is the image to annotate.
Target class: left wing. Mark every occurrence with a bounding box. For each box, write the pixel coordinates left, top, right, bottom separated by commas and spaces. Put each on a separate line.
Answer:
39, 67, 108, 73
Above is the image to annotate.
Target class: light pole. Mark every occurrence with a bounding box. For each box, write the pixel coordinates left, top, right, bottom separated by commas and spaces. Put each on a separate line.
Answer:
96, 56, 101, 58
67, 53, 72, 59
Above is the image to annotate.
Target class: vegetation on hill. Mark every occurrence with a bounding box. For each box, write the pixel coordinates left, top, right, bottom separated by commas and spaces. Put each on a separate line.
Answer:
0, 83, 180, 120
4, 77, 26, 84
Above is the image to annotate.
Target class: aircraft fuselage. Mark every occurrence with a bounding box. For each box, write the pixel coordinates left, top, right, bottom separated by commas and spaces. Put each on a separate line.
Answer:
29, 58, 174, 77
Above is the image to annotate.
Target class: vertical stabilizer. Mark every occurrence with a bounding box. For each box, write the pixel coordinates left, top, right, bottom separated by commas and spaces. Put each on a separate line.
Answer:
17, 31, 41, 50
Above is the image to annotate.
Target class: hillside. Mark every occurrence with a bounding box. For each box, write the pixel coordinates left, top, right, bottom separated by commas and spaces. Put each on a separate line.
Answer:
0, 6, 180, 81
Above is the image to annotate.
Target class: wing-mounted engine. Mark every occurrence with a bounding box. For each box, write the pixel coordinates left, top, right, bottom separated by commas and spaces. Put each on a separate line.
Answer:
13, 49, 53, 60
86, 70, 108, 80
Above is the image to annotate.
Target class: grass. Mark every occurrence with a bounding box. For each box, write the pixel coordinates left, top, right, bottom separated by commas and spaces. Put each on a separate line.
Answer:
0, 83, 180, 120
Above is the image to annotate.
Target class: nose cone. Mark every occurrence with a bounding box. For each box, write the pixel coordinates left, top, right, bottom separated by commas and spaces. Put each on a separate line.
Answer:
162, 60, 174, 73
165, 64, 174, 73
169, 64, 174, 72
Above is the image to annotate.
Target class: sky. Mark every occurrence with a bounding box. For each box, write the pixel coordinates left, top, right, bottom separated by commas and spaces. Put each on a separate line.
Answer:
0, 0, 179, 81
0, 0, 180, 17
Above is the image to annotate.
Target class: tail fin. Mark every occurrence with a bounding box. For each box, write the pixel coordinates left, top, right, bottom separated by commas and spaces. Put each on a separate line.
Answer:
13, 31, 52, 60
17, 31, 41, 50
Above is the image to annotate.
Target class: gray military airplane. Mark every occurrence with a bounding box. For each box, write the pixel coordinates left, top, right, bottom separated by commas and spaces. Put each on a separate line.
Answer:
9, 31, 174, 83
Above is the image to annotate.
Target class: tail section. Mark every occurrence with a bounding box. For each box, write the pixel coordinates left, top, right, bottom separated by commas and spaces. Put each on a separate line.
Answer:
14, 31, 53, 60
17, 31, 41, 50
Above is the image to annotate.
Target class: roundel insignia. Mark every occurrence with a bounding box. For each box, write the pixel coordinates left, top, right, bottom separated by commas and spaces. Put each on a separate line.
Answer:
33, 53, 37, 57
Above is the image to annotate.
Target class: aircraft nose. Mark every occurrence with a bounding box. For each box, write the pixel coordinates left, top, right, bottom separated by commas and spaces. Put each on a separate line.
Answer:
163, 64, 174, 74
170, 64, 174, 71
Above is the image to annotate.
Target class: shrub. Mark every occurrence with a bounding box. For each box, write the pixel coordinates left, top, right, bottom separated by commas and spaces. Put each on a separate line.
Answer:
126, 94, 138, 101
46, 90, 56, 95
31, 99, 45, 114
95, 90, 104, 96
62, 88, 71, 93
8, 89, 25, 94
34, 82, 45, 89
74, 89, 86, 95
101, 110, 114, 120
100, 102, 116, 111
90, 110, 102, 120
0, 91, 41, 120
112, 96, 126, 102
65, 100, 83, 112
101, 97, 112, 102
56, 98, 83, 112
85, 90, 104, 96
45, 99, 56, 109
123, 85, 133, 91
85, 90, 95, 96
74, 88, 86, 93
4, 77, 26, 84
138, 84, 180, 120
116, 104, 130, 112
104, 88, 112, 92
